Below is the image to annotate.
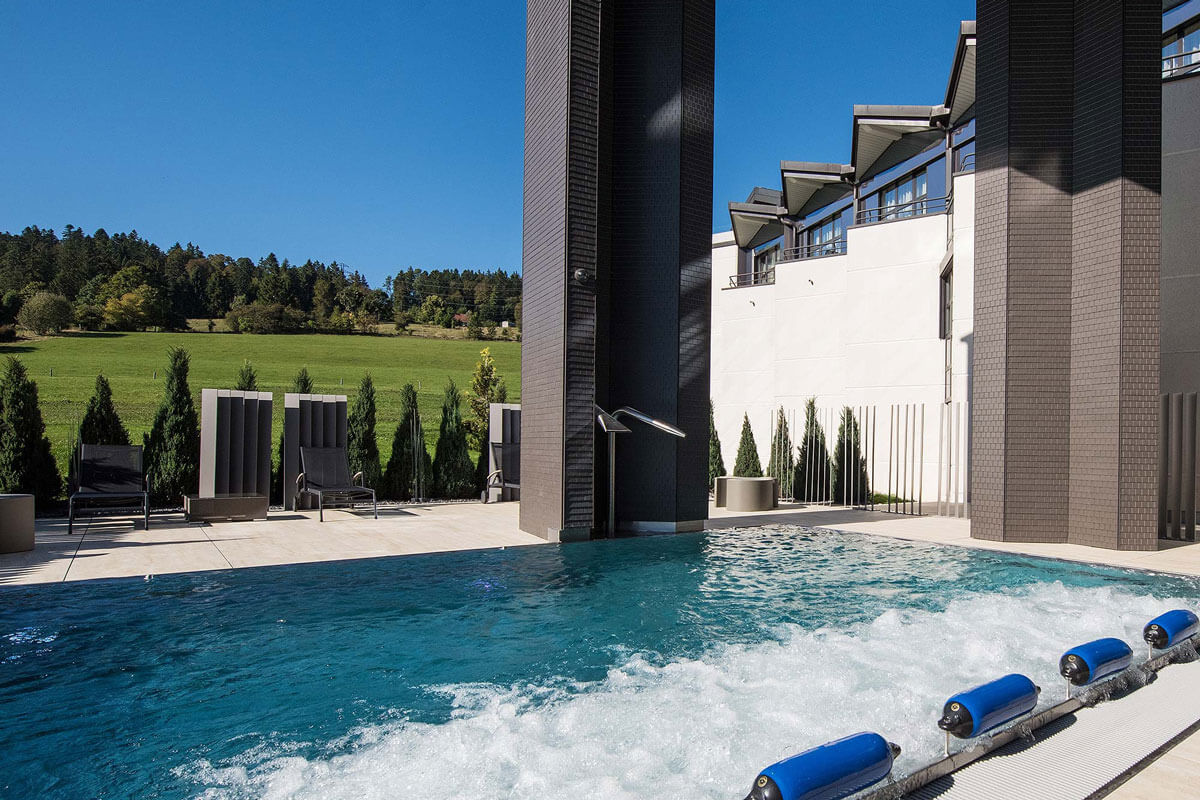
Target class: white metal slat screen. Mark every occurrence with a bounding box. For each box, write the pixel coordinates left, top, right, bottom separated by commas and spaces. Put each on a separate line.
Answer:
762, 401, 969, 518
1159, 392, 1198, 541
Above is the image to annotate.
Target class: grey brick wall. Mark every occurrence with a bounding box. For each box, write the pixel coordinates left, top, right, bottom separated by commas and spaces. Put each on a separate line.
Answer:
974, 0, 1161, 549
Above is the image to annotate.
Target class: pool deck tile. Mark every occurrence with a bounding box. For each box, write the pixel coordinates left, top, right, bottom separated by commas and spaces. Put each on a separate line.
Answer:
0, 502, 543, 585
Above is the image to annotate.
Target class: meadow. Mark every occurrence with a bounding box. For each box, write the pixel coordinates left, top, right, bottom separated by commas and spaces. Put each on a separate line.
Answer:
0, 331, 521, 480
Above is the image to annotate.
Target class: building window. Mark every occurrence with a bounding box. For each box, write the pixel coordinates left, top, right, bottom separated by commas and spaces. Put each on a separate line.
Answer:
1164, 21, 1200, 74
941, 264, 953, 403
754, 244, 779, 275
874, 167, 930, 221
939, 265, 953, 340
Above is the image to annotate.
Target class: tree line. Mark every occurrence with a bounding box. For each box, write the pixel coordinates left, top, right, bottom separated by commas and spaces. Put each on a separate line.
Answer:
0, 346, 509, 507
0, 225, 522, 335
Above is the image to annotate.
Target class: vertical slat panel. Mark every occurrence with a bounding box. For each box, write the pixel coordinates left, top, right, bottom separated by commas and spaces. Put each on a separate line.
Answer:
241, 394, 258, 494
1184, 393, 1197, 542
228, 391, 244, 495
1170, 393, 1183, 540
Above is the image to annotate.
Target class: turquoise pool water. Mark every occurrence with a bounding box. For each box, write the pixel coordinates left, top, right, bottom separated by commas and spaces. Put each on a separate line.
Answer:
3, 526, 1199, 799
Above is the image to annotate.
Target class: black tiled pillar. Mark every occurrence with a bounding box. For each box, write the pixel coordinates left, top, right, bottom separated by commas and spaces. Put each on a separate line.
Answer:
521, 0, 714, 541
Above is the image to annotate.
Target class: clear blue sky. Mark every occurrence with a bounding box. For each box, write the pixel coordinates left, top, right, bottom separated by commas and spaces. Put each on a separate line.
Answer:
0, 1, 974, 287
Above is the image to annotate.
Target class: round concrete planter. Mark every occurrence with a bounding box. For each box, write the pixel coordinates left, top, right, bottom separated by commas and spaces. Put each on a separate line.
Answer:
0, 493, 34, 553
724, 477, 778, 512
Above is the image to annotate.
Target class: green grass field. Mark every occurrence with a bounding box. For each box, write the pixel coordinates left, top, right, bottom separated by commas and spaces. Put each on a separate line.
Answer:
0, 331, 521, 479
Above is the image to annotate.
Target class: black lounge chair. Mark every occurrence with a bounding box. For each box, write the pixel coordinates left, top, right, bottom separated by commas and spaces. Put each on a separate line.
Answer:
483, 441, 520, 503
295, 446, 377, 521
69, 444, 150, 534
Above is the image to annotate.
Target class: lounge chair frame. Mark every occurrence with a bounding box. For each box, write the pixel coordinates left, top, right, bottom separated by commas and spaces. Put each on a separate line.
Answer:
68, 444, 151, 534
294, 446, 378, 521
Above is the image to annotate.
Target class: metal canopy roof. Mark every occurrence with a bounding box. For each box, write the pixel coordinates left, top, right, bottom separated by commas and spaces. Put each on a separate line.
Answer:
945, 22, 977, 125
852, 105, 948, 180
728, 201, 786, 249
779, 162, 854, 216
745, 186, 784, 206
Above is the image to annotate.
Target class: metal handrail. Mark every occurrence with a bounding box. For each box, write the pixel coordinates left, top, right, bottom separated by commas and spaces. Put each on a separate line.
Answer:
728, 269, 774, 289
954, 152, 976, 174
1163, 49, 1200, 77
856, 195, 951, 226
782, 239, 847, 262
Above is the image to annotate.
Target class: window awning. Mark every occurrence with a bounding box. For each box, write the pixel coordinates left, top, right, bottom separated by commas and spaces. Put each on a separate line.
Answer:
779, 162, 854, 217
852, 105, 947, 180
945, 22, 976, 125
728, 202, 786, 249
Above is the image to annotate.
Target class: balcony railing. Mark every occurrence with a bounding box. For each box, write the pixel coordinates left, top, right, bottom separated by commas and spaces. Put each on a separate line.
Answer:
855, 195, 951, 226
781, 239, 847, 262
728, 269, 774, 289
1164, 50, 1200, 78
953, 151, 976, 174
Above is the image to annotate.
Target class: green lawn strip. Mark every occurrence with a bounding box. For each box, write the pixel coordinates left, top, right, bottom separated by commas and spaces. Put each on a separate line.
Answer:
2, 331, 521, 483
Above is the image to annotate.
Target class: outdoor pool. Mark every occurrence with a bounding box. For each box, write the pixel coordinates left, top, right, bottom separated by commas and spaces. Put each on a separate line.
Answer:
3, 526, 1199, 799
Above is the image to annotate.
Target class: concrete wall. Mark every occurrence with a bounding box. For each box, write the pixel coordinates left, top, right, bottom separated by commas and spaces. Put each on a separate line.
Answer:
710, 176, 974, 505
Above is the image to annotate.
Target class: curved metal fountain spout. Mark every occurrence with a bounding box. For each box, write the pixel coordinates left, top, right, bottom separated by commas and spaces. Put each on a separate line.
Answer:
594, 405, 686, 538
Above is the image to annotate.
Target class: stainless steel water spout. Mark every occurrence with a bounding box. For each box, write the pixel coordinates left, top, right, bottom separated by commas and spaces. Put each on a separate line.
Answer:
595, 404, 686, 538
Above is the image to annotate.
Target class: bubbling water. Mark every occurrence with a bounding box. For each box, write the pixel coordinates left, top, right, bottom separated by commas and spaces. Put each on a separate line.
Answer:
185, 582, 1194, 800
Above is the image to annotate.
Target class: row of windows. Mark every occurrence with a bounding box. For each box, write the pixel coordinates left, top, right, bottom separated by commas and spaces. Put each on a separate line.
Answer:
1163, 21, 1200, 73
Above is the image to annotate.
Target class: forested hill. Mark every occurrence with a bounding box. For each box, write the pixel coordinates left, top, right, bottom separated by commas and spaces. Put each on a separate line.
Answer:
0, 225, 521, 333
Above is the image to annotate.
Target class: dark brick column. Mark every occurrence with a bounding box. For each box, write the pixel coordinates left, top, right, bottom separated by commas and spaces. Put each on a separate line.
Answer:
973, 0, 1075, 543
973, 0, 1161, 549
520, 0, 602, 541
521, 0, 714, 540
1068, 0, 1161, 549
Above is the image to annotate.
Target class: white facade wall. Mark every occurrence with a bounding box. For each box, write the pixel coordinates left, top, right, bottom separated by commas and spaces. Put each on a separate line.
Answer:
710, 173, 975, 505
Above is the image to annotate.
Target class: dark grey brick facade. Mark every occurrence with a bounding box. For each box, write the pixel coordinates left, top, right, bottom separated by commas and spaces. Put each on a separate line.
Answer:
522, 0, 714, 540
973, 0, 1162, 549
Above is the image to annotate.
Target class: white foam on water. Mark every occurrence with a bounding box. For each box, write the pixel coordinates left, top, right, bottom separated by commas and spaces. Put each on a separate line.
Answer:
183, 582, 1197, 800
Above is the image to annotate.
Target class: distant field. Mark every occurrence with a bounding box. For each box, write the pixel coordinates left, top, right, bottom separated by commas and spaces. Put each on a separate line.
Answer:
0, 332, 521, 479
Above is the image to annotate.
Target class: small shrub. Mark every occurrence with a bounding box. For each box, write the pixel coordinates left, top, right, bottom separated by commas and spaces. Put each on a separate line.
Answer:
832, 406, 870, 505
733, 414, 762, 477
347, 374, 383, 490
0, 325, 17, 343
144, 348, 199, 506
766, 407, 794, 495
432, 380, 475, 498
383, 383, 432, 501
793, 398, 832, 502
0, 358, 61, 503
234, 360, 258, 391
707, 400, 725, 489
18, 291, 73, 335
78, 375, 130, 447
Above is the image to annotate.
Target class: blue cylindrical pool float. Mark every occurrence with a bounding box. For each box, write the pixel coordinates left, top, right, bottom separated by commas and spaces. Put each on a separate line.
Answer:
937, 674, 1040, 739
1144, 609, 1199, 650
743, 731, 900, 800
1059, 637, 1133, 686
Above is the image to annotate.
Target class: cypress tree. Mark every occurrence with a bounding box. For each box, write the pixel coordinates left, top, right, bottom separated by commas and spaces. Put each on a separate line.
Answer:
766, 406, 794, 496
707, 399, 725, 489
234, 360, 258, 391
831, 406, 870, 505
432, 379, 475, 498
144, 347, 199, 506
732, 413, 762, 477
0, 357, 61, 504
793, 398, 832, 502
79, 374, 130, 446
383, 383, 432, 501
347, 373, 383, 490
